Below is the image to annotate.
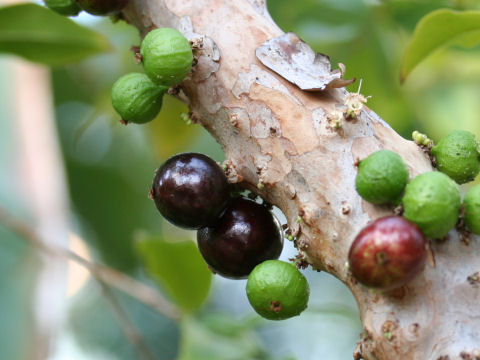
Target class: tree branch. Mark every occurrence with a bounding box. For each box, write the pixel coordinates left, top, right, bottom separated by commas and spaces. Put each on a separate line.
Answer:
122, 1, 480, 359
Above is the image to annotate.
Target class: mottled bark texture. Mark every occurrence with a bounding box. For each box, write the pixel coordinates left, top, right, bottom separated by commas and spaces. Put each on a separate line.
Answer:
123, 1, 480, 359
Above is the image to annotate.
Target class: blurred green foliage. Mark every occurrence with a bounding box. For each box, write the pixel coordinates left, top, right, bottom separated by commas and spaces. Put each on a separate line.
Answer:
136, 234, 212, 312
178, 313, 271, 360
69, 283, 180, 359
2, 0, 480, 359
401, 9, 480, 81
0, 229, 37, 360
146, 96, 201, 159
0, 4, 110, 65
0, 57, 37, 360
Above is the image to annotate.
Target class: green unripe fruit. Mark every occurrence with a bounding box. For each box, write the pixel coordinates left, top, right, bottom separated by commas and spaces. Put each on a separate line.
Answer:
140, 28, 193, 87
44, 0, 81, 16
355, 150, 409, 205
402, 172, 461, 238
431, 130, 480, 184
75, 0, 127, 15
246, 260, 309, 320
111, 73, 167, 124
463, 184, 480, 234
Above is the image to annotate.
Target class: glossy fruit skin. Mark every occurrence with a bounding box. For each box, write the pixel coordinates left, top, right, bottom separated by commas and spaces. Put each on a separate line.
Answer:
45, 0, 81, 16
402, 171, 461, 238
355, 150, 409, 205
111, 73, 166, 124
464, 184, 480, 234
197, 197, 283, 279
140, 28, 193, 87
75, 0, 127, 15
246, 260, 309, 320
152, 153, 229, 229
431, 130, 480, 184
348, 216, 427, 291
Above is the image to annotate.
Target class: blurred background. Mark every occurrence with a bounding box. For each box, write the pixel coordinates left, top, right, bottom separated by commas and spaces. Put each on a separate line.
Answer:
1, 0, 480, 359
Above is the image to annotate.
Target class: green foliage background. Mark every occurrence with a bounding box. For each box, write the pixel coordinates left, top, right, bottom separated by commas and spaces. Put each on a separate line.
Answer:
1, 0, 480, 359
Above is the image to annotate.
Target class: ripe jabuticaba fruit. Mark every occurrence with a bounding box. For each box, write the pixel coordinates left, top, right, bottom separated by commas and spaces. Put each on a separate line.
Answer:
151, 153, 230, 229
197, 197, 283, 279
348, 216, 427, 291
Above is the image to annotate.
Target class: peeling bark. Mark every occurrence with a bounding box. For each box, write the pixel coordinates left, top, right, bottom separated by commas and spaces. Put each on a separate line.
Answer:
255, 32, 354, 91
123, 1, 480, 359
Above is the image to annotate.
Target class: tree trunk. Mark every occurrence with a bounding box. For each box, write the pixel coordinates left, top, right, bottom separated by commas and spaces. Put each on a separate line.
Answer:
122, 1, 480, 359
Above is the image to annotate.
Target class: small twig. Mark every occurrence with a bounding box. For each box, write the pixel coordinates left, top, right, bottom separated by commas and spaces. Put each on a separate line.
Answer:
0, 205, 181, 321
99, 282, 157, 360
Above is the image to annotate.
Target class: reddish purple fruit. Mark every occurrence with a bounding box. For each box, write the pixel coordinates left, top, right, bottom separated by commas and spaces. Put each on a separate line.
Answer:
348, 216, 427, 291
197, 197, 283, 279
75, 0, 127, 15
151, 153, 229, 230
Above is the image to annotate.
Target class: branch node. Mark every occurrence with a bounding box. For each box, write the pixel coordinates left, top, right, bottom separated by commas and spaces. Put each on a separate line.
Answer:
299, 203, 320, 226
467, 272, 480, 286
285, 184, 296, 199
222, 159, 242, 184
341, 202, 352, 215
327, 108, 345, 130
381, 320, 399, 342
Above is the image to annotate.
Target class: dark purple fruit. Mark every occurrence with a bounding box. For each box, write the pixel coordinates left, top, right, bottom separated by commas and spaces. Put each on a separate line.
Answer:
151, 153, 229, 229
348, 216, 427, 291
75, 0, 127, 15
197, 197, 284, 279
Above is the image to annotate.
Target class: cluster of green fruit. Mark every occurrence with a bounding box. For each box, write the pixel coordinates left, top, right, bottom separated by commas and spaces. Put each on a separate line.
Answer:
44, 0, 128, 17
44, 0, 193, 125
349, 130, 480, 291
151, 153, 310, 320
111, 28, 193, 124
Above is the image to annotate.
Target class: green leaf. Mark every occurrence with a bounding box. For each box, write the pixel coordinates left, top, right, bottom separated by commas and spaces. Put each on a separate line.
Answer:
0, 3, 111, 65
135, 233, 212, 312
401, 9, 480, 82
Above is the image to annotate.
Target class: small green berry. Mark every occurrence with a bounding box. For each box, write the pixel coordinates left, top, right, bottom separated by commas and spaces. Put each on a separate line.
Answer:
246, 260, 309, 320
44, 0, 81, 16
355, 150, 409, 205
140, 28, 193, 87
111, 73, 167, 124
463, 184, 480, 234
402, 172, 461, 238
431, 130, 480, 184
